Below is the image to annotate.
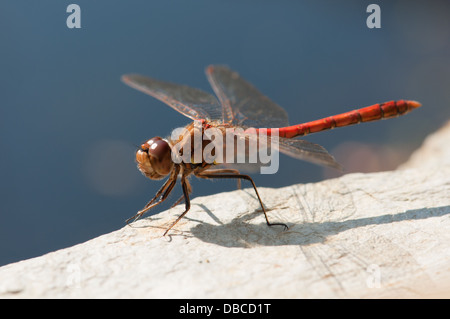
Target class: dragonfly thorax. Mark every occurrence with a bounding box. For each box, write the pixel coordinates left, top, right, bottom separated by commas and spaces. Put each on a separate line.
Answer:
136, 137, 173, 180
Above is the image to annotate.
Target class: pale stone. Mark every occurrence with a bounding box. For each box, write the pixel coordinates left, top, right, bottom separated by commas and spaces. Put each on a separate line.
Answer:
0, 122, 449, 298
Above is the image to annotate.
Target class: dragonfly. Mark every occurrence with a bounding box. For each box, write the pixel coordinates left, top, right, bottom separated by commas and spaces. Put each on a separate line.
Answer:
122, 65, 421, 235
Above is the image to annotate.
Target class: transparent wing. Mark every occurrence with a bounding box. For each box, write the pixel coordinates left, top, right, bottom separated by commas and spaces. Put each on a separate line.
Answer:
205, 65, 290, 128
276, 138, 342, 170
213, 128, 342, 170
122, 74, 223, 121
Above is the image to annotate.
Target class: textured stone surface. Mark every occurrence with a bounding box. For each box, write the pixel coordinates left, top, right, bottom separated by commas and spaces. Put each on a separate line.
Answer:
1, 122, 449, 298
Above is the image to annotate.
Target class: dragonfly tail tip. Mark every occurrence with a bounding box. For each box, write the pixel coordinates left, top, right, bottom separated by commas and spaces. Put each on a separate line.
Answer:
407, 100, 422, 109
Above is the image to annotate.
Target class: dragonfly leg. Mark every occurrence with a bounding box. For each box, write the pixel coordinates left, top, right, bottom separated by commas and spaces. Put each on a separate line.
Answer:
170, 195, 184, 208
126, 166, 180, 224
126, 177, 177, 225
163, 175, 191, 236
195, 169, 288, 230
144, 177, 172, 208
170, 178, 192, 208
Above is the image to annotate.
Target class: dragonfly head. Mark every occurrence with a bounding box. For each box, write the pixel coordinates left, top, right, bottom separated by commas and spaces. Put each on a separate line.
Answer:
136, 137, 173, 180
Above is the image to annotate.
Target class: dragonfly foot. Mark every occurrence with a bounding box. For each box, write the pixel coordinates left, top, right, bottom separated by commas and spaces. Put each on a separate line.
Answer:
268, 222, 289, 231
125, 212, 144, 225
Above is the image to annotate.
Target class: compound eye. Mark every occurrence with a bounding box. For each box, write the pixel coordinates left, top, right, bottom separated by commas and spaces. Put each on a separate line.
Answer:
145, 137, 171, 160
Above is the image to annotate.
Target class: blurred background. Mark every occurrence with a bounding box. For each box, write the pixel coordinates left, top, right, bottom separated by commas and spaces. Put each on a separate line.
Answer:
1, 1, 449, 266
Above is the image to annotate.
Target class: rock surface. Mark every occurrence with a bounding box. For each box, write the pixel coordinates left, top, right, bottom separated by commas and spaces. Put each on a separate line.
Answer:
1, 122, 449, 298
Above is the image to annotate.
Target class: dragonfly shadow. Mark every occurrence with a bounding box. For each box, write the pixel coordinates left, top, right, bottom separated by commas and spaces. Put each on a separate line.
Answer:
189, 205, 450, 248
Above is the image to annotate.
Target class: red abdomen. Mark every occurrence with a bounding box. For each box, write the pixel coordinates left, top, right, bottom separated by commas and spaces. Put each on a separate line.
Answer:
262, 100, 421, 139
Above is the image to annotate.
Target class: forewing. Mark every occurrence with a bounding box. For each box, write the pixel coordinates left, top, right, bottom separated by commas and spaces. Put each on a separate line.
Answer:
122, 74, 223, 121
205, 65, 289, 128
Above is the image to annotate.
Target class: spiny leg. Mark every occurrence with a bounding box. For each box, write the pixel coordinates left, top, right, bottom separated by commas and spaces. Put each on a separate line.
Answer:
163, 176, 191, 236
170, 179, 192, 208
126, 166, 180, 224
170, 195, 185, 209
195, 169, 288, 230
144, 176, 173, 208
126, 177, 177, 224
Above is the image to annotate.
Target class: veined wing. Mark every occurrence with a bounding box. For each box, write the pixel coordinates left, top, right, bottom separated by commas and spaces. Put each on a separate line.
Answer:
122, 74, 223, 121
205, 65, 289, 128
277, 137, 342, 170
218, 129, 342, 170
